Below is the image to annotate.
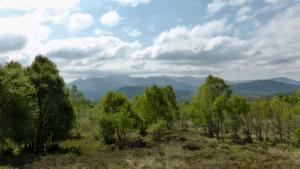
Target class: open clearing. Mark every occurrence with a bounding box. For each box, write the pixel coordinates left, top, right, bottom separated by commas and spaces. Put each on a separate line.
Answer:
1, 129, 300, 169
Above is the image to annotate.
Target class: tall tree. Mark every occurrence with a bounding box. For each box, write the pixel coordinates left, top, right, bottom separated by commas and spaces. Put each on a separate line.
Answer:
98, 91, 139, 145
27, 55, 75, 151
191, 75, 231, 137
0, 62, 37, 149
212, 95, 228, 139
69, 85, 90, 135
228, 95, 249, 142
132, 85, 179, 129
251, 99, 265, 141
270, 97, 286, 142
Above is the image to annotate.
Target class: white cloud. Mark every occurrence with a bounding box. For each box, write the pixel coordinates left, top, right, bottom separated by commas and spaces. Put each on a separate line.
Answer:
222, 3, 300, 80
94, 28, 114, 36
0, 0, 80, 12
131, 19, 248, 66
207, 0, 252, 14
68, 13, 94, 32
45, 36, 142, 60
250, 4, 300, 65
236, 6, 252, 23
0, 0, 81, 64
265, 0, 281, 5
100, 11, 122, 27
112, 0, 151, 7
0, 34, 27, 54
0, 0, 299, 81
124, 28, 142, 37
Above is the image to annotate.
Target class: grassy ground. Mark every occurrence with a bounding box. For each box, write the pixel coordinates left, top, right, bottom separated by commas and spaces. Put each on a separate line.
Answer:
1, 129, 300, 169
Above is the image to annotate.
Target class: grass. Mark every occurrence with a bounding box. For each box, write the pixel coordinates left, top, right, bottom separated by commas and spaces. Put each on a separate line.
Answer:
1, 129, 300, 169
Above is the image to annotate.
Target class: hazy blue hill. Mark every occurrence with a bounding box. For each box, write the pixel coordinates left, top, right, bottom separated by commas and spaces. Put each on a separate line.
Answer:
137, 76, 198, 91
175, 90, 195, 101
117, 86, 195, 101
68, 76, 127, 101
68, 75, 300, 101
269, 77, 300, 85
167, 76, 206, 87
68, 75, 200, 101
116, 86, 146, 100
231, 80, 300, 97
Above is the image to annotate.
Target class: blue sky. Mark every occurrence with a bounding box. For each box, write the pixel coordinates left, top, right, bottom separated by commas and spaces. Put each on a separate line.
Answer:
0, 0, 299, 81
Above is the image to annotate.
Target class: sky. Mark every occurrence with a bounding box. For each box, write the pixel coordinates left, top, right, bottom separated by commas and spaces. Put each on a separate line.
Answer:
0, 0, 299, 82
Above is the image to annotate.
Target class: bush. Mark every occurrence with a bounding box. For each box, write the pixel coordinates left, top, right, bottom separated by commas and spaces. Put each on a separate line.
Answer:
182, 143, 200, 151
98, 114, 116, 144
294, 128, 300, 146
148, 120, 167, 142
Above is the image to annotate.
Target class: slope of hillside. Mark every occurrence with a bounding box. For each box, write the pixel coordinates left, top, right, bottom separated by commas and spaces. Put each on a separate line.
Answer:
269, 77, 300, 85
68, 75, 300, 101
68, 75, 201, 101
231, 80, 300, 97
117, 86, 146, 100
117, 86, 195, 101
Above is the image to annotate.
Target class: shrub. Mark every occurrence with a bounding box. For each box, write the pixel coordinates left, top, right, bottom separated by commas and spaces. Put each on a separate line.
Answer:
97, 92, 140, 146
148, 120, 167, 142
98, 114, 116, 144
182, 143, 200, 151
294, 128, 300, 146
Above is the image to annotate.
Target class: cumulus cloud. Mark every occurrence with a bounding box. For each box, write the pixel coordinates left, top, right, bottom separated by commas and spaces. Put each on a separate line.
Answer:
0, 15, 51, 62
0, 34, 27, 54
131, 19, 247, 65
250, 4, 300, 65
112, 0, 151, 7
236, 6, 252, 23
0, 0, 299, 81
100, 11, 122, 27
265, 0, 282, 5
45, 36, 142, 60
68, 13, 94, 32
0, 0, 81, 64
207, 0, 252, 14
0, 0, 80, 12
94, 28, 114, 36
123, 28, 142, 37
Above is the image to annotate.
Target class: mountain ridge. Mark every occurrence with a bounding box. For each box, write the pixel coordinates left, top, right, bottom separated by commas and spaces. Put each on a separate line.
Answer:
68, 75, 300, 101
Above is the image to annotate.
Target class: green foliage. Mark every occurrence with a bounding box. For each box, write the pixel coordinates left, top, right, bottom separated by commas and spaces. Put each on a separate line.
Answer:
211, 95, 228, 139
69, 85, 92, 135
191, 75, 231, 138
99, 91, 128, 114
0, 56, 75, 152
132, 85, 179, 129
98, 92, 139, 145
148, 120, 167, 142
0, 62, 37, 147
98, 114, 116, 144
228, 95, 249, 141
294, 128, 300, 146
269, 96, 287, 142
27, 55, 75, 151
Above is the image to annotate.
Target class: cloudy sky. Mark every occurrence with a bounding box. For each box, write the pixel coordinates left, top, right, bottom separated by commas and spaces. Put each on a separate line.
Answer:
0, 0, 299, 82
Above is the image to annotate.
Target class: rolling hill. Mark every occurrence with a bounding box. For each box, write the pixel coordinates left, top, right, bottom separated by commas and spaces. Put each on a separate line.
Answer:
68, 75, 300, 101
231, 80, 300, 97
67, 74, 205, 101
268, 77, 300, 85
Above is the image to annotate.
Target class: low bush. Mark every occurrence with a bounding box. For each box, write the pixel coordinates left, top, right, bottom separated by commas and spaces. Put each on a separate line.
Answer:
98, 114, 116, 144
182, 143, 200, 151
294, 128, 300, 146
148, 120, 167, 142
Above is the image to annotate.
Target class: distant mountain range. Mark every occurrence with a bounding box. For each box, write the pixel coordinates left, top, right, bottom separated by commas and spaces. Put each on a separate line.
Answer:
67, 75, 300, 101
